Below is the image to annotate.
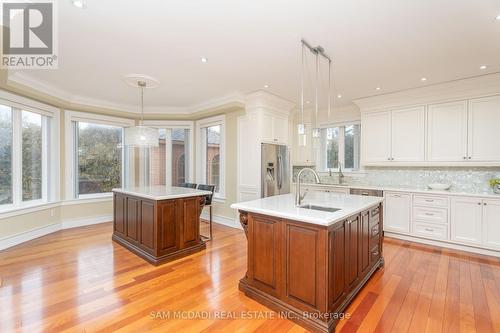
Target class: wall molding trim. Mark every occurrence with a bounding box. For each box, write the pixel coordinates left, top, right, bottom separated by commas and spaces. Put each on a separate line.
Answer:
0, 215, 112, 251
200, 212, 242, 230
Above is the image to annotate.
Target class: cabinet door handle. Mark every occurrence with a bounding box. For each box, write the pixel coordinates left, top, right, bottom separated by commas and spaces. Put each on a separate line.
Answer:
484, 203, 487, 206
468, 157, 472, 160
424, 228, 434, 232
425, 199, 434, 202
478, 202, 482, 205
425, 212, 434, 216
463, 156, 467, 160
387, 157, 391, 161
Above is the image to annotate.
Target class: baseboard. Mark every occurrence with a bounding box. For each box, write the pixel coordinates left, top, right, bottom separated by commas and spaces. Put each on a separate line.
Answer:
0, 223, 60, 251
200, 211, 242, 230
61, 214, 112, 229
0, 215, 112, 251
384, 232, 500, 258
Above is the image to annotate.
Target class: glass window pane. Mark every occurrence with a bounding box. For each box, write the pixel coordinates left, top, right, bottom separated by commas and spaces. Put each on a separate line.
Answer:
344, 124, 360, 170
0, 106, 12, 205
150, 129, 167, 186
22, 111, 42, 201
172, 128, 189, 186
326, 127, 339, 169
206, 125, 220, 192
77, 122, 122, 195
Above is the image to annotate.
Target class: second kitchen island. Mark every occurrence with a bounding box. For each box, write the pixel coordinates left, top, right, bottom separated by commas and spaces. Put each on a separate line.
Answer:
112, 186, 211, 265
231, 192, 384, 333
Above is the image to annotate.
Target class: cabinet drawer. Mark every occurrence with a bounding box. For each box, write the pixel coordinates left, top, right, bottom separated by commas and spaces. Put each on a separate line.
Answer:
413, 195, 448, 208
370, 223, 380, 239
412, 206, 448, 224
412, 221, 448, 240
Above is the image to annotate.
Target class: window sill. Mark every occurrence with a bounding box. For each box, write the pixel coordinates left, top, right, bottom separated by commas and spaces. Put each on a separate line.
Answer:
0, 201, 60, 219
212, 196, 226, 203
61, 194, 113, 206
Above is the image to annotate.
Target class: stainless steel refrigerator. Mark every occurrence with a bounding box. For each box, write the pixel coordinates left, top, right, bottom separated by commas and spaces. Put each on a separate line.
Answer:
261, 143, 290, 198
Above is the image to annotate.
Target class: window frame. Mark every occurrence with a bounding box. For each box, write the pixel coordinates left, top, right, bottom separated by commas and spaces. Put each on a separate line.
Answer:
0, 90, 60, 213
141, 120, 195, 187
196, 115, 226, 200
64, 111, 134, 200
317, 121, 361, 172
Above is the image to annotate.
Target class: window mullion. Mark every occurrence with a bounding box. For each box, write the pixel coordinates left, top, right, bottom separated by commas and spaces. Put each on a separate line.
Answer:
12, 108, 22, 205
339, 126, 346, 169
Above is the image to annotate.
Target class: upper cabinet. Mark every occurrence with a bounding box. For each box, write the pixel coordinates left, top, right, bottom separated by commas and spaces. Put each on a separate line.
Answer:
360, 94, 500, 166
468, 96, 500, 161
427, 101, 468, 162
391, 107, 425, 162
361, 106, 424, 163
260, 112, 289, 144
361, 111, 391, 163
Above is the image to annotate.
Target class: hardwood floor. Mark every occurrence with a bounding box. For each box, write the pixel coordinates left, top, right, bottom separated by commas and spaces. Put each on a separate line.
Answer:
1, 222, 499, 333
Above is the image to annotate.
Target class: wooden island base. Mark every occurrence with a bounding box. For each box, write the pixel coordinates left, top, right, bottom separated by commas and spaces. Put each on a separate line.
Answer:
237, 203, 384, 333
113, 191, 207, 266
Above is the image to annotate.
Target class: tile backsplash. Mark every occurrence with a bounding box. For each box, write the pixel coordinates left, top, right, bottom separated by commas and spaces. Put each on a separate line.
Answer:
292, 166, 500, 193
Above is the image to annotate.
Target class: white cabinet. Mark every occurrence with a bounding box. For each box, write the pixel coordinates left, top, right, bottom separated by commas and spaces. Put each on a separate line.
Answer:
482, 199, 500, 250
361, 111, 391, 163
260, 112, 289, 144
391, 107, 425, 161
450, 197, 483, 245
427, 101, 468, 161
384, 192, 411, 234
468, 96, 500, 161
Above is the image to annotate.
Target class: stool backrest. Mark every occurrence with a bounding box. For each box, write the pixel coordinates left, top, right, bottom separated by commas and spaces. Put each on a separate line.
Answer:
179, 183, 197, 189
197, 184, 215, 205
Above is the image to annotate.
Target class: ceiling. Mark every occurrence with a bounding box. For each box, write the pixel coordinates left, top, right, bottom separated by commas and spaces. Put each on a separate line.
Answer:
8, 0, 500, 114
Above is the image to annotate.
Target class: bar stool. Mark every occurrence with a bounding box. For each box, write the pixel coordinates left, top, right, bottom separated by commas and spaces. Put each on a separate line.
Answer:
197, 184, 215, 240
179, 183, 197, 189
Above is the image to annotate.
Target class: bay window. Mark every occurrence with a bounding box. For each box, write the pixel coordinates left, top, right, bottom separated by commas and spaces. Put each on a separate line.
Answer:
0, 91, 59, 211
65, 111, 134, 199
317, 123, 361, 171
140, 122, 193, 187
196, 115, 225, 198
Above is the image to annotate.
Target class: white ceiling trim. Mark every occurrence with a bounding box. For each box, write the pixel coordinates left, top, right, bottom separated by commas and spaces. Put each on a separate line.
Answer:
8, 72, 248, 115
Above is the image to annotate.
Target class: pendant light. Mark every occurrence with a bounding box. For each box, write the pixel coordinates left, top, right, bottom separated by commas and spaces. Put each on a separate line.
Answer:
124, 77, 159, 148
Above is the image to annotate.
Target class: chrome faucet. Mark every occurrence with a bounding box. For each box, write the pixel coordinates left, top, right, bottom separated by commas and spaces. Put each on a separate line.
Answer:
338, 162, 345, 185
295, 168, 321, 206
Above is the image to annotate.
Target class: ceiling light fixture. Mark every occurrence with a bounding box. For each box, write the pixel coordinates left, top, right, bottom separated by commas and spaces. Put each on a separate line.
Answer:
201, 57, 208, 63
264, 84, 269, 88
421, 77, 427, 82
496, 14, 500, 20
480, 65, 487, 70
71, 0, 86, 8
337, 94, 342, 98
123, 75, 160, 148
376, 87, 381, 91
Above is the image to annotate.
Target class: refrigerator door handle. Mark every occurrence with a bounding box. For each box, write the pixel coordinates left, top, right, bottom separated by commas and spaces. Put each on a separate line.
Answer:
277, 154, 283, 190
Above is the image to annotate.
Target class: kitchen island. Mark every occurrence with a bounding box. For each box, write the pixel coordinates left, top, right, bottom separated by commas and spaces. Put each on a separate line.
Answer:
231, 192, 384, 333
112, 186, 211, 265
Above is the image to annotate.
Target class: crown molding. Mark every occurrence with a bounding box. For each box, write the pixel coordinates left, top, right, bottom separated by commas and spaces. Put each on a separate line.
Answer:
353, 72, 500, 112
7, 72, 247, 116
245, 90, 296, 115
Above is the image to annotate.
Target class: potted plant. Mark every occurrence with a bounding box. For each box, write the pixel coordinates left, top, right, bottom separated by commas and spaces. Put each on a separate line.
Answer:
489, 178, 500, 194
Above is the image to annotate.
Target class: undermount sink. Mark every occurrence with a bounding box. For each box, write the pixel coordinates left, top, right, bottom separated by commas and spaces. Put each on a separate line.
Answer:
299, 204, 341, 213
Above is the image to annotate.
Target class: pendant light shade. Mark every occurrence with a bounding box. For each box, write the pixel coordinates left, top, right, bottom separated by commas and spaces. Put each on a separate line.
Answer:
124, 126, 159, 147
124, 77, 159, 148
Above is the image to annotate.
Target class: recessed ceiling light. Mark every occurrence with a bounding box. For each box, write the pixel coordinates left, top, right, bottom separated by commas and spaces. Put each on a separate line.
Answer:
337, 94, 342, 98
496, 14, 500, 20
71, 0, 86, 8
375, 87, 381, 91
264, 84, 269, 88
421, 77, 427, 82
480, 65, 487, 70
201, 57, 208, 63
305, 100, 310, 104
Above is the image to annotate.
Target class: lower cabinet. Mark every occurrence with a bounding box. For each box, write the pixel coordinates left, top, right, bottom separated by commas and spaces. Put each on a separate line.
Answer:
450, 197, 483, 245
483, 199, 500, 250
384, 192, 411, 234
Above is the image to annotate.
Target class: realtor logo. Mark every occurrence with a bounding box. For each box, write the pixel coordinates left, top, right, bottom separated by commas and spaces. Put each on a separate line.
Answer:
1, 0, 58, 68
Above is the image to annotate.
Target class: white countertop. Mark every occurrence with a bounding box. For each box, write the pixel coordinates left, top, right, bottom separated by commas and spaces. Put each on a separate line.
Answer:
113, 186, 211, 201
297, 182, 500, 199
231, 192, 383, 226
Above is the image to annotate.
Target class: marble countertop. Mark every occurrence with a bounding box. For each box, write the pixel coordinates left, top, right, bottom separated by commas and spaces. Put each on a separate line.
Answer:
296, 182, 500, 198
112, 186, 211, 201
231, 192, 383, 226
